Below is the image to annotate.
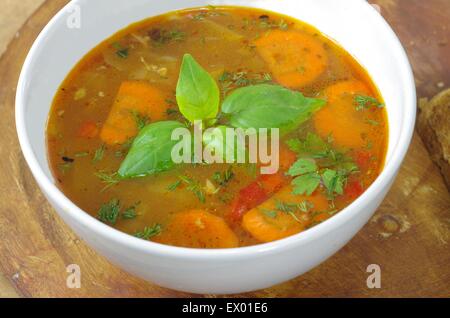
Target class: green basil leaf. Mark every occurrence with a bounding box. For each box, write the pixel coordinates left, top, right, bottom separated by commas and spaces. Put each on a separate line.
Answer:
176, 54, 220, 123
202, 125, 246, 163
118, 121, 186, 178
291, 173, 321, 196
221, 84, 325, 132
286, 158, 317, 177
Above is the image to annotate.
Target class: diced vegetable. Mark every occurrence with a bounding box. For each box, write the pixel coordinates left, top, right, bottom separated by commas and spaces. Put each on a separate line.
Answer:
242, 186, 329, 242
254, 30, 328, 89
100, 81, 168, 145
354, 150, 372, 169
228, 146, 297, 222
344, 179, 364, 200
154, 210, 239, 248
314, 80, 373, 148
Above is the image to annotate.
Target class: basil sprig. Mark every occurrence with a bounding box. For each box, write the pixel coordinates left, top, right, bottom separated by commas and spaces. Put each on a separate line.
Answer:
118, 54, 325, 178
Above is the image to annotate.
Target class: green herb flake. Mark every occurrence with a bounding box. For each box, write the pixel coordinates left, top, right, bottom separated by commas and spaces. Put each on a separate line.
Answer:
286, 158, 317, 176
287, 133, 357, 171
167, 179, 182, 191
219, 71, 272, 96
212, 166, 234, 186
275, 201, 302, 222
116, 48, 129, 58
322, 169, 345, 197
134, 224, 162, 240
112, 42, 129, 59
93, 144, 106, 163
291, 173, 321, 196
298, 200, 314, 212
365, 118, 380, 126
258, 16, 289, 31
178, 175, 206, 203
131, 110, 150, 131
166, 108, 179, 116
97, 199, 121, 225
354, 95, 384, 111
122, 202, 140, 220
262, 209, 278, 218
95, 171, 120, 192
98, 199, 142, 223
150, 29, 186, 45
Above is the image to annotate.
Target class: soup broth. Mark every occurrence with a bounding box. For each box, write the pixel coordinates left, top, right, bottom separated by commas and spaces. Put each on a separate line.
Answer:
47, 6, 388, 248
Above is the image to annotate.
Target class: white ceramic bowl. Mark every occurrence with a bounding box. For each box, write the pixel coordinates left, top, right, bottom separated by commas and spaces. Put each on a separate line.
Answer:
16, 0, 415, 294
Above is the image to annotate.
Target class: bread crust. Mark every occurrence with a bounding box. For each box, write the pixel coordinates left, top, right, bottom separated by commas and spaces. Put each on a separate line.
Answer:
417, 88, 450, 190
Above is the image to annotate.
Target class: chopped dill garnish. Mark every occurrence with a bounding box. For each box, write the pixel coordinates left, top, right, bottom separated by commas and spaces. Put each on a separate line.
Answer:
95, 171, 120, 191
97, 198, 121, 225
122, 202, 140, 220
262, 209, 278, 218
219, 71, 272, 96
112, 42, 129, 58
178, 175, 206, 203
354, 95, 384, 111
212, 166, 234, 187
134, 224, 162, 240
131, 110, 150, 130
97, 199, 141, 223
167, 179, 182, 191
149, 29, 186, 45
93, 144, 106, 162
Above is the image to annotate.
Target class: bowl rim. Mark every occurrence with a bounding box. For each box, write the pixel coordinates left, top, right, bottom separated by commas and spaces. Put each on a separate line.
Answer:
15, 0, 416, 260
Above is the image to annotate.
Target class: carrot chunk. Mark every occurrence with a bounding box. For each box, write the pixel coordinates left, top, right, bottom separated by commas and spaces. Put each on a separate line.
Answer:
154, 210, 239, 248
100, 81, 168, 145
254, 30, 328, 89
313, 80, 373, 149
242, 186, 329, 243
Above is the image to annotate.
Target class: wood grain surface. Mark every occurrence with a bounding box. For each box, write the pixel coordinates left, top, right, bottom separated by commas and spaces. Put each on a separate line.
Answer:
0, 0, 449, 298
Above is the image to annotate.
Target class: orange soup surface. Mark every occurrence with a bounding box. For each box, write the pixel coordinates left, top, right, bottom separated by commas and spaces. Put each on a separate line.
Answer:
47, 6, 388, 248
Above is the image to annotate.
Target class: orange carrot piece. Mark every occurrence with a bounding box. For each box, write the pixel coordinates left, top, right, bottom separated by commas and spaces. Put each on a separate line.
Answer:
242, 186, 329, 243
228, 145, 297, 222
77, 120, 99, 138
254, 30, 328, 89
100, 81, 168, 145
154, 210, 239, 249
314, 80, 373, 149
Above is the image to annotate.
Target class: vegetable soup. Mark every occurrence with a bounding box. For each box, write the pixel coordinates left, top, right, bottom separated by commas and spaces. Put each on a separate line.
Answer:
47, 6, 388, 248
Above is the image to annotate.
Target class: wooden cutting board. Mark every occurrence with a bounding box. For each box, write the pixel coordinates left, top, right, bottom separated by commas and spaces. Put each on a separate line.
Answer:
0, 0, 449, 297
